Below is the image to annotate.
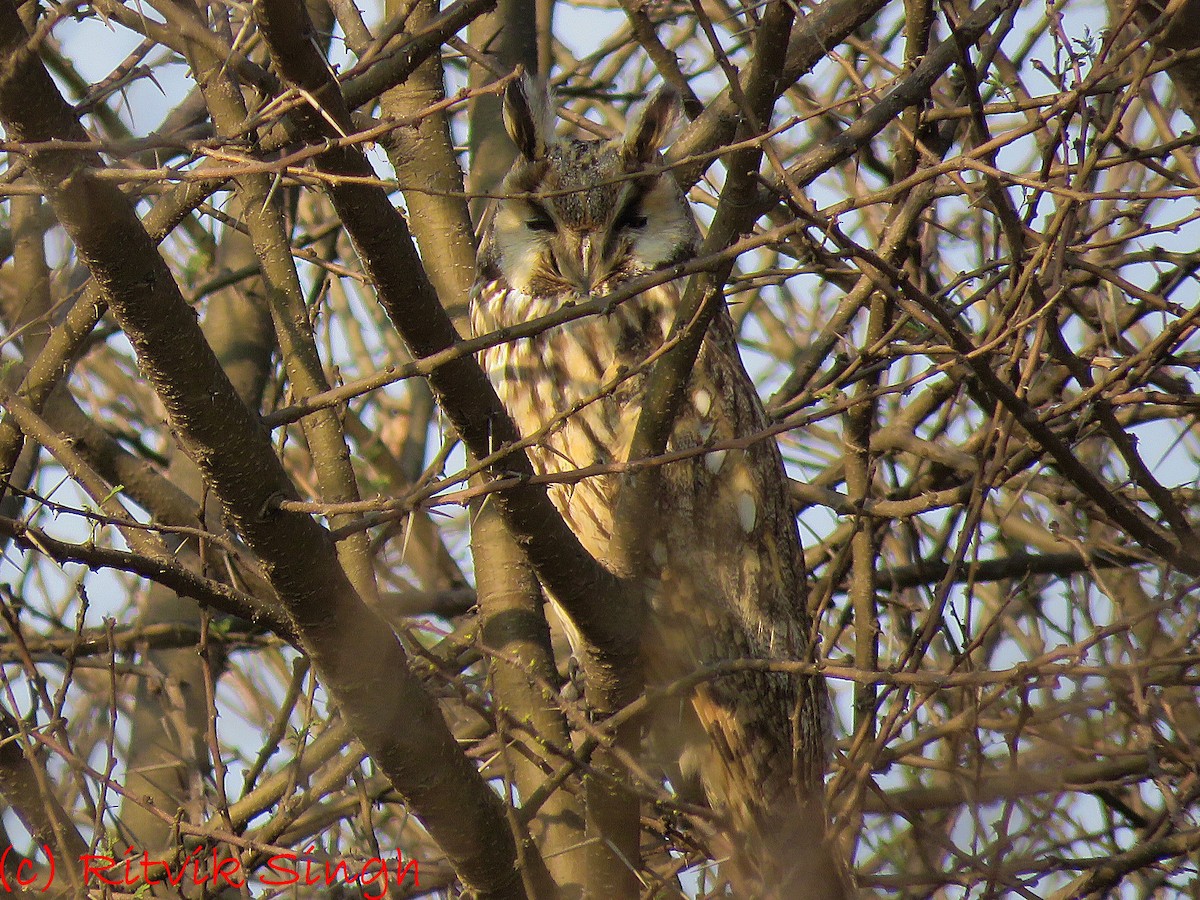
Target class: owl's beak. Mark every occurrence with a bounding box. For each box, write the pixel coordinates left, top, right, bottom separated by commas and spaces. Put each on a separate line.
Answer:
558, 231, 608, 295
579, 233, 599, 293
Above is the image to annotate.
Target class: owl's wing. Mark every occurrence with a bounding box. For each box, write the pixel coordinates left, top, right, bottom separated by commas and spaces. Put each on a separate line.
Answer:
649, 305, 839, 891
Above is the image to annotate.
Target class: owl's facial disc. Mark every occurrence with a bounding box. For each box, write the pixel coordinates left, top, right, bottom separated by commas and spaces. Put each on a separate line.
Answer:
486, 128, 698, 300
527, 182, 673, 296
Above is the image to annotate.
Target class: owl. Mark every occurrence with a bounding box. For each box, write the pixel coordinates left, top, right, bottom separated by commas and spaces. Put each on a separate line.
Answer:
471, 78, 838, 894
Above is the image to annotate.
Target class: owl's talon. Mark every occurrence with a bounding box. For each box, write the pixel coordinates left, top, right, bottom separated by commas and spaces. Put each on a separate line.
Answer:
560, 655, 584, 706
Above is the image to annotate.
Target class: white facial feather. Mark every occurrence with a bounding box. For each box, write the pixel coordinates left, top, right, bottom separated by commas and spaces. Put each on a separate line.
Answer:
628, 177, 696, 271
490, 201, 550, 295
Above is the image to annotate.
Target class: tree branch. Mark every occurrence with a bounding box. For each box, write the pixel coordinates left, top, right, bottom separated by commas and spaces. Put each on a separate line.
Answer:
0, 7, 522, 896
251, 0, 636, 664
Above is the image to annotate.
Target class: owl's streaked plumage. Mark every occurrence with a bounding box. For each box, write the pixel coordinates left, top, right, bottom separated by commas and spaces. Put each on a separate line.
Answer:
471, 79, 834, 892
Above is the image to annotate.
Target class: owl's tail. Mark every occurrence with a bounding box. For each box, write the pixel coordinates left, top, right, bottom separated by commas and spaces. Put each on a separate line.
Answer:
691, 680, 853, 898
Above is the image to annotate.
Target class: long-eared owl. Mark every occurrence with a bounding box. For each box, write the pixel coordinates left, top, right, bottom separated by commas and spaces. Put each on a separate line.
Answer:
470, 78, 836, 891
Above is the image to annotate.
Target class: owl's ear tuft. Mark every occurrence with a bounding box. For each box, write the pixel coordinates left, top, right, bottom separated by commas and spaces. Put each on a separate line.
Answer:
624, 86, 679, 166
503, 75, 550, 161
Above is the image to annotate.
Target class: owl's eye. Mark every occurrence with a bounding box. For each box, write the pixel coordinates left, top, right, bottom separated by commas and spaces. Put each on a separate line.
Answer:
614, 200, 648, 231
525, 203, 556, 232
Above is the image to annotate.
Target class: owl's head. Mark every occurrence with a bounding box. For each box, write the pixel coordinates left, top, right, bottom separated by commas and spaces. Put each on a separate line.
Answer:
479, 78, 698, 299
